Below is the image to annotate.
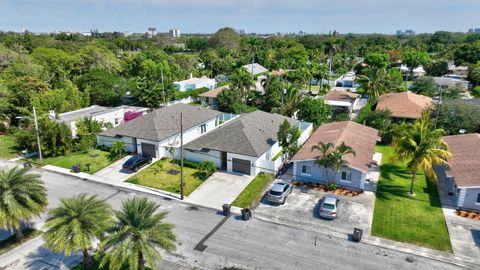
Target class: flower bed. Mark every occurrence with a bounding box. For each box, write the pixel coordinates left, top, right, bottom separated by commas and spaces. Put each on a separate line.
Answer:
292, 181, 363, 197
456, 209, 480, 220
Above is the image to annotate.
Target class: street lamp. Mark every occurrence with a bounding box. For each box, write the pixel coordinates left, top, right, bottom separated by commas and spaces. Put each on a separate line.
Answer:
16, 107, 42, 164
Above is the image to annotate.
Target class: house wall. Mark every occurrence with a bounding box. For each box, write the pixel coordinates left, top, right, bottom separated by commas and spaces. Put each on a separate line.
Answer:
292, 160, 366, 190
459, 187, 480, 211
199, 96, 218, 107
97, 135, 136, 153
184, 149, 222, 168
175, 80, 215, 92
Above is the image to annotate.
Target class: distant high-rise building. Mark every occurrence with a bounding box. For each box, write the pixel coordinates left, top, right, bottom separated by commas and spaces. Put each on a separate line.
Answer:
469, 28, 480, 33
169, 27, 181, 38
148, 27, 156, 37
396, 29, 415, 36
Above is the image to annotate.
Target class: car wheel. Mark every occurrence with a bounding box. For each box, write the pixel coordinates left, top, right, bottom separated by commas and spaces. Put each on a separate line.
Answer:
148, 158, 152, 164
133, 166, 139, 172
281, 198, 286, 205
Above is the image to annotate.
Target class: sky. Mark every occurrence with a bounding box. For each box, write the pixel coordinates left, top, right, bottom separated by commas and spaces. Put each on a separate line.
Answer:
0, 0, 479, 34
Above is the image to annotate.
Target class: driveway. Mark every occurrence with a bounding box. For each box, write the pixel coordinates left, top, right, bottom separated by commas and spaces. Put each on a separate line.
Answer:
186, 172, 254, 209
437, 177, 480, 263
255, 186, 376, 236
93, 155, 155, 182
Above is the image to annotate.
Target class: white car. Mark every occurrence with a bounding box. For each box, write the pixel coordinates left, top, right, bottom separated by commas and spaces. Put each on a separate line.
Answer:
267, 180, 293, 204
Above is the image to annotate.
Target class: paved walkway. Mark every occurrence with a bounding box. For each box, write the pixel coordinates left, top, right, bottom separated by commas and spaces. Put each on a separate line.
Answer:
185, 172, 254, 209
93, 155, 156, 182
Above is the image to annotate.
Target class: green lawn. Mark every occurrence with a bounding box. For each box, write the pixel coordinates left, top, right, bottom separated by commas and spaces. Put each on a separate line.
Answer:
0, 135, 18, 159
126, 159, 204, 196
372, 145, 452, 252
32, 149, 119, 174
0, 228, 42, 255
232, 173, 275, 208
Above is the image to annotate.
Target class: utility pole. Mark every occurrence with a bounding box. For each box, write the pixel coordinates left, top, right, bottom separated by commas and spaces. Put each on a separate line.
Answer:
180, 112, 184, 200
160, 69, 166, 106
32, 106, 43, 165
435, 86, 443, 129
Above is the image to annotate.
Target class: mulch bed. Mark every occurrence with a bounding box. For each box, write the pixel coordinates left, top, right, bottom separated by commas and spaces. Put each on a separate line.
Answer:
456, 209, 480, 220
292, 181, 362, 197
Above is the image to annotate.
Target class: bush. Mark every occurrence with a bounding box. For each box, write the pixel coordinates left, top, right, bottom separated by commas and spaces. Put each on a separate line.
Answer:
173, 159, 200, 169
327, 183, 338, 191
0, 122, 6, 135
472, 86, 480, 98
355, 102, 373, 124
195, 160, 217, 180
334, 113, 350, 121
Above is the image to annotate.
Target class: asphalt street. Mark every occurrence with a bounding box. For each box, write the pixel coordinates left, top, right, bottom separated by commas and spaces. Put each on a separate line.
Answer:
0, 165, 474, 270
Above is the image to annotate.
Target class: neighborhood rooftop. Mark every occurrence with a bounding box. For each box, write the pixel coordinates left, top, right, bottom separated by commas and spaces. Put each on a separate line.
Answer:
174, 75, 213, 84
442, 133, 480, 188
242, 63, 268, 75
185, 110, 298, 157
198, 85, 229, 98
58, 105, 148, 123
99, 103, 222, 142
291, 121, 379, 173
376, 91, 432, 119
322, 90, 359, 102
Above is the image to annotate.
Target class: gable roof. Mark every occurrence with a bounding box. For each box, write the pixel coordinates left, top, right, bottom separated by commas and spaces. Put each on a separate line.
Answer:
322, 91, 359, 102
442, 133, 480, 188
242, 63, 269, 76
99, 104, 221, 142
199, 85, 229, 98
291, 121, 379, 173
376, 92, 432, 119
185, 110, 298, 157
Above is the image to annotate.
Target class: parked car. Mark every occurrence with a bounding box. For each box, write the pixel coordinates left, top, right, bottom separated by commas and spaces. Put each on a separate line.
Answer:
122, 155, 152, 172
267, 180, 293, 204
319, 195, 340, 219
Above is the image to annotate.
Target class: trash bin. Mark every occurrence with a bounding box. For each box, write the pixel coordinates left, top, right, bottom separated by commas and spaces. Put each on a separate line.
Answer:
222, 204, 231, 216
71, 164, 81, 173
23, 161, 32, 168
241, 208, 252, 221
352, 228, 363, 242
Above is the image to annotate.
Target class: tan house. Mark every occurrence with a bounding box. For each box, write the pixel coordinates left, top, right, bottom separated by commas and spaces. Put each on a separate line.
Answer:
376, 92, 432, 120
198, 85, 229, 108
321, 90, 360, 115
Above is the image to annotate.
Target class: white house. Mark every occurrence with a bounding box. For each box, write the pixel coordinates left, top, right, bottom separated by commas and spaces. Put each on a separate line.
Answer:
184, 110, 313, 176
174, 75, 216, 92
58, 105, 149, 137
96, 104, 236, 159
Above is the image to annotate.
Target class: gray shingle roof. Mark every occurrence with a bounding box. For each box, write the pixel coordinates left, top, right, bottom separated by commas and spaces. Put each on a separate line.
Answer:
99, 104, 221, 142
185, 110, 298, 157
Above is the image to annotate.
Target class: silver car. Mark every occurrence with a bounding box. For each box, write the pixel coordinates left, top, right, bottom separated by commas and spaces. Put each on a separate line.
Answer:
267, 180, 293, 204
319, 196, 340, 219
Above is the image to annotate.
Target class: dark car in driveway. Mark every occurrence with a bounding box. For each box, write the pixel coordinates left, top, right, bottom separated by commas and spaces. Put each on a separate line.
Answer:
122, 155, 152, 172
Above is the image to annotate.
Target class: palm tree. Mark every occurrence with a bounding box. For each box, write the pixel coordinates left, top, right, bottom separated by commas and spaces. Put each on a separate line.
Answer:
110, 141, 126, 157
43, 193, 113, 267
99, 197, 176, 270
0, 167, 47, 241
392, 113, 451, 195
355, 69, 387, 101
311, 142, 334, 184
311, 142, 355, 185
279, 84, 303, 117
329, 143, 356, 182
76, 117, 105, 148
230, 68, 254, 104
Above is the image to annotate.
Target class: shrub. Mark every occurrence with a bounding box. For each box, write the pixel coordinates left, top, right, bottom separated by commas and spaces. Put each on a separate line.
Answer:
196, 161, 217, 180
355, 102, 373, 124
335, 113, 350, 121
472, 86, 480, 98
173, 159, 200, 169
327, 183, 338, 191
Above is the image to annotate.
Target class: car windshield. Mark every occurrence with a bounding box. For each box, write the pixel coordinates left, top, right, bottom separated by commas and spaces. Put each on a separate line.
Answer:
322, 203, 335, 210
125, 157, 140, 165
270, 190, 283, 196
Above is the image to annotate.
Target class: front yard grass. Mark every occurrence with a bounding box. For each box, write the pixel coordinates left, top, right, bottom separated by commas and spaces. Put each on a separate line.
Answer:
232, 173, 275, 209
0, 135, 18, 160
31, 149, 118, 174
126, 159, 204, 196
372, 145, 452, 252
0, 228, 42, 255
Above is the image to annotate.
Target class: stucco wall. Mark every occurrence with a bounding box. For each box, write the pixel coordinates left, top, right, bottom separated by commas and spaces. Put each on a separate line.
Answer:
97, 135, 135, 153
459, 187, 480, 211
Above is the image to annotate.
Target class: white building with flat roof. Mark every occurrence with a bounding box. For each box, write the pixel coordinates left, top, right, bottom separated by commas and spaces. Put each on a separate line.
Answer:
174, 75, 216, 92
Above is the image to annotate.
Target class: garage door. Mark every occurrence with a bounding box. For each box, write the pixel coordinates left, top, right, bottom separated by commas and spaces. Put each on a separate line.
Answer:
232, 158, 251, 175
141, 143, 156, 158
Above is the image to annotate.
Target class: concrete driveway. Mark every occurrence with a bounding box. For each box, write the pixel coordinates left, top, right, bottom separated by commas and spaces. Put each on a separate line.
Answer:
93, 155, 154, 182
255, 185, 376, 236
186, 172, 254, 209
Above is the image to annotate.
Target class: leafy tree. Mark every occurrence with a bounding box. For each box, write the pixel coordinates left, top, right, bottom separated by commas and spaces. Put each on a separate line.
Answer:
111, 141, 126, 157
277, 84, 303, 117
0, 167, 47, 241
31, 79, 88, 114
217, 87, 245, 114
77, 45, 120, 73
297, 97, 331, 126
262, 75, 283, 112
472, 86, 480, 98
31, 47, 78, 84
43, 193, 113, 267
411, 76, 438, 97
284, 44, 308, 69
76, 69, 128, 106
454, 42, 480, 65
5, 76, 50, 114
99, 197, 176, 270
467, 62, 480, 87
401, 49, 430, 80
364, 52, 390, 69
392, 113, 451, 195
443, 83, 462, 100
76, 117, 105, 148
230, 68, 254, 104
355, 69, 388, 101
436, 100, 480, 134
209, 28, 241, 50
424, 60, 449, 77
277, 120, 300, 159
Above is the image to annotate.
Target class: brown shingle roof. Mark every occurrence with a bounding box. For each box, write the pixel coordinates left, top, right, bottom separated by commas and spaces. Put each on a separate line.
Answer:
270, 69, 292, 76
376, 92, 432, 119
322, 90, 359, 102
291, 121, 379, 173
198, 85, 229, 98
442, 133, 480, 188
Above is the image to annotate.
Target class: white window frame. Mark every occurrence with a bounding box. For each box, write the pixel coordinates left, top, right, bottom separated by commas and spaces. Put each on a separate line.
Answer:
301, 164, 311, 176
476, 193, 480, 205
200, 124, 207, 134
340, 168, 352, 182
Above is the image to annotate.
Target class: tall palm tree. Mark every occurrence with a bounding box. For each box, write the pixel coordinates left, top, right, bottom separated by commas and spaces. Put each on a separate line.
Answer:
355, 68, 387, 101
230, 67, 254, 104
100, 197, 176, 270
43, 193, 113, 267
280, 84, 303, 117
311, 142, 355, 185
329, 142, 356, 182
312, 142, 334, 184
0, 167, 47, 241
392, 113, 451, 195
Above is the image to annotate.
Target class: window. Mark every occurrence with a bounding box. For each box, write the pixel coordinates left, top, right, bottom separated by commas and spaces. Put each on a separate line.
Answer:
205, 97, 210, 103
301, 165, 311, 175
114, 118, 119, 125
341, 170, 352, 182
476, 193, 480, 204
200, 124, 207, 134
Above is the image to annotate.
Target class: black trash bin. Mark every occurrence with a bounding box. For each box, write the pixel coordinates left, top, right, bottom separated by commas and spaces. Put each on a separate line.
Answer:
23, 161, 32, 168
352, 228, 363, 242
241, 208, 252, 221
71, 164, 81, 173
222, 204, 231, 216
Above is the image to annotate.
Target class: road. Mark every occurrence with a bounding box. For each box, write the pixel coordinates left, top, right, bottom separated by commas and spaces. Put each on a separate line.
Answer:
0, 165, 473, 270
